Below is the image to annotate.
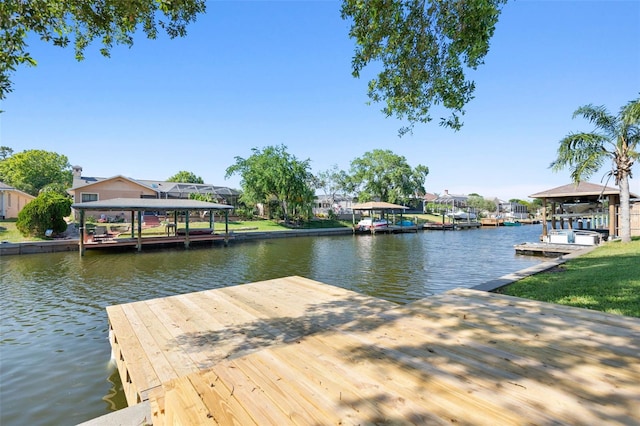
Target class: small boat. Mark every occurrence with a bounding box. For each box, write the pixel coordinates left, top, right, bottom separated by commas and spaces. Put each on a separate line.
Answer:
396, 220, 414, 227
447, 210, 477, 220
503, 221, 521, 226
560, 202, 598, 214
356, 218, 388, 231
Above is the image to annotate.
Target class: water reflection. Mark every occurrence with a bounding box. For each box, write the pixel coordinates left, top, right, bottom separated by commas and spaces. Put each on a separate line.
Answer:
0, 225, 545, 425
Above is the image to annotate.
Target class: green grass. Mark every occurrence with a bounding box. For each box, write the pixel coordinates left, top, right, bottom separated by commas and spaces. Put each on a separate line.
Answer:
0, 217, 352, 242
0, 219, 48, 242
496, 238, 640, 317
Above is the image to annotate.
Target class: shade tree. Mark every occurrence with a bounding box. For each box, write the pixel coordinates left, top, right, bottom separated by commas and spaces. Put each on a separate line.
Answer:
0, 149, 72, 196
167, 171, 204, 184
225, 145, 313, 221
348, 149, 429, 204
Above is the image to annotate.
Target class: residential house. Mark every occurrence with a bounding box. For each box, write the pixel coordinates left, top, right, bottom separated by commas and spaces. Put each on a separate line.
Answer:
313, 194, 355, 217
432, 190, 469, 211
0, 181, 36, 219
68, 166, 240, 220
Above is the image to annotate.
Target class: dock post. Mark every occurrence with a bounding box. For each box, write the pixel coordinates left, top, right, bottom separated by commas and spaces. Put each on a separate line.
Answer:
184, 211, 190, 248
137, 211, 142, 251
224, 210, 229, 246
79, 210, 85, 256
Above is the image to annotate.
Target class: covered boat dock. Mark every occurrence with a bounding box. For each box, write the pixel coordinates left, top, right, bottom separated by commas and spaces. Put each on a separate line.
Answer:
352, 201, 418, 233
530, 182, 639, 242
71, 198, 234, 255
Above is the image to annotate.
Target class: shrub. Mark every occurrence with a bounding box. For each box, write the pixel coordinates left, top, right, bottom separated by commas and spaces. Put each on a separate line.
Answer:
16, 192, 72, 237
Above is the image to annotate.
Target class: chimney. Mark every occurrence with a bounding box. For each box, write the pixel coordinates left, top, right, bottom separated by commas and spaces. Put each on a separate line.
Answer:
444, 189, 449, 195
72, 165, 83, 178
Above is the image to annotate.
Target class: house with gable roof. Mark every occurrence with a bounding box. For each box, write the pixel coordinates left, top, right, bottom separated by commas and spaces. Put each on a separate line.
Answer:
0, 181, 36, 219
68, 166, 240, 220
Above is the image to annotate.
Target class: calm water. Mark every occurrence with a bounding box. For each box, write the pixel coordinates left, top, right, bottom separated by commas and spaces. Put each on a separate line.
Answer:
1, 225, 545, 425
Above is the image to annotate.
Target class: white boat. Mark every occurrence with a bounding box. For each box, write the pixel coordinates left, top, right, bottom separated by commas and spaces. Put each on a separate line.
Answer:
447, 210, 477, 221
356, 218, 388, 231
560, 202, 599, 214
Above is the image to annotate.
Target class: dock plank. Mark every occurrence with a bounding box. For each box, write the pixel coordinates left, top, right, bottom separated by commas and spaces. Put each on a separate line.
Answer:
148, 286, 640, 425
106, 305, 163, 405
107, 276, 397, 408
107, 277, 640, 424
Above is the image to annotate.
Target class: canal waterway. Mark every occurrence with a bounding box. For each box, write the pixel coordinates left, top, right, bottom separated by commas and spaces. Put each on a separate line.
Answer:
1, 225, 546, 425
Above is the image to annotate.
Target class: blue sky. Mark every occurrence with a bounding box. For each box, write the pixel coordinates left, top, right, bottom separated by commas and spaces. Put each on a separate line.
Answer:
1, 0, 639, 200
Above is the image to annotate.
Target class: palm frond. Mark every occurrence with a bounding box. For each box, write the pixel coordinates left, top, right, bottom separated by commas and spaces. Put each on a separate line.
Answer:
550, 132, 609, 181
620, 97, 640, 126
573, 104, 616, 135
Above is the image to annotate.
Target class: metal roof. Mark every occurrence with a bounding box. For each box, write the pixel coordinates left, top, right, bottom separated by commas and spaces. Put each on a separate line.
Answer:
70, 175, 240, 198
71, 198, 234, 211
352, 202, 408, 210
529, 182, 637, 199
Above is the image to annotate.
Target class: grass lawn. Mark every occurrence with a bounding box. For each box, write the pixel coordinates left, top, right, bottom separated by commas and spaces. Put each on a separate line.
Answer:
0, 218, 352, 242
0, 219, 49, 242
496, 238, 640, 317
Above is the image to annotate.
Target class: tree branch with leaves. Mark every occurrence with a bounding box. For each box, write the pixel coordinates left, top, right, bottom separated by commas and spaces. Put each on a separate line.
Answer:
0, 0, 206, 100
341, 0, 506, 135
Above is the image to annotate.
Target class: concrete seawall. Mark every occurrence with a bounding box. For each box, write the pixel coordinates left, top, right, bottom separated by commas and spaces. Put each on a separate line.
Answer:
0, 239, 80, 255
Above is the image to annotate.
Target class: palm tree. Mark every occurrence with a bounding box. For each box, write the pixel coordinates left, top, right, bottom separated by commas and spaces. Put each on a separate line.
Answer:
551, 98, 639, 243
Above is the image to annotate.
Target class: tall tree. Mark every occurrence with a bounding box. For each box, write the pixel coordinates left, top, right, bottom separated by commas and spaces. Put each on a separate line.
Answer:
467, 194, 497, 213
167, 170, 204, 184
0, 149, 72, 196
316, 164, 351, 207
225, 145, 313, 221
348, 149, 429, 204
341, 0, 507, 135
0, 146, 13, 160
551, 98, 639, 243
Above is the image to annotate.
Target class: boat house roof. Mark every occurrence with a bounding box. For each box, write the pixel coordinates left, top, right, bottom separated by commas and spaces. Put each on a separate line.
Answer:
71, 198, 234, 211
352, 202, 408, 211
529, 182, 638, 201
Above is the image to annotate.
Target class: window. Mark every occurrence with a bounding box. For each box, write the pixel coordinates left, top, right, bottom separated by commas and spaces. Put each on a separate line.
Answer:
81, 193, 98, 202
7, 193, 11, 207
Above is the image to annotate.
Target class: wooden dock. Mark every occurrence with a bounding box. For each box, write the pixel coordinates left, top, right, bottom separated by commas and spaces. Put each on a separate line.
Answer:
107, 277, 640, 425
353, 225, 420, 234
106, 276, 396, 405
423, 222, 481, 230
514, 242, 594, 257
84, 234, 230, 251
423, 222, 455, 230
